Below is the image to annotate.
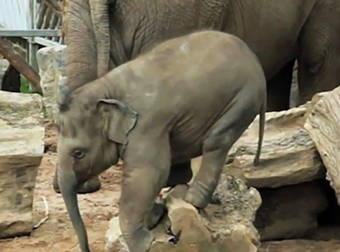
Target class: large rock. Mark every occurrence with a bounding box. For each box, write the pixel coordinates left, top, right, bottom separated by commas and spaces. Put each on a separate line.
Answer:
0, 91, 44, 238
226, 106, 325, 188
37, 45, 66, 121
255, 181, 328, 241
305, 87, 340, 205
106, 175, 261, 252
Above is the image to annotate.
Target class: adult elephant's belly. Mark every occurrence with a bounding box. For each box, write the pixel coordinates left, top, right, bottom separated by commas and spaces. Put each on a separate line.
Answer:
240, 28, 298, 80
230, 0, 316, 80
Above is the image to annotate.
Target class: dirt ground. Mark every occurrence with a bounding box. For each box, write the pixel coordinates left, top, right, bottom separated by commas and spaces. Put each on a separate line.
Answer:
0, 122, 122, 252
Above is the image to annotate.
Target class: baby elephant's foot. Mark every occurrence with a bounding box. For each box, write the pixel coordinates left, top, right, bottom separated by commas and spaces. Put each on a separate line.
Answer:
185, 181, 211, 209
125, 228, 154, 252
145, 203, 166, 229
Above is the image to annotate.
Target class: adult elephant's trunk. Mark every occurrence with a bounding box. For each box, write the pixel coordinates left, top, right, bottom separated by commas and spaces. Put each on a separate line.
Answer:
58, 165, 90, 252
90, 0, 110, 77
66, 0, 98, 91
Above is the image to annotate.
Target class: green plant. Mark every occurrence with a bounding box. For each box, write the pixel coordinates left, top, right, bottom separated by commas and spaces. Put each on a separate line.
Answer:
20, 76, 33, 93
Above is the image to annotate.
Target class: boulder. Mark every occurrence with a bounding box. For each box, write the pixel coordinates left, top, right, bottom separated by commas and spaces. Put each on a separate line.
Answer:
0, 91, 44, 238
255, 181, 328, 241
37, 45, 67, 121
226, 106, 325, 188
304, 87, 340, 205
106, 175, 261, 252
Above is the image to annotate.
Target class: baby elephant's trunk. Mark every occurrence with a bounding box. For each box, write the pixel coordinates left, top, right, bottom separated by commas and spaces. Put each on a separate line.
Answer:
253, 99, 266, 166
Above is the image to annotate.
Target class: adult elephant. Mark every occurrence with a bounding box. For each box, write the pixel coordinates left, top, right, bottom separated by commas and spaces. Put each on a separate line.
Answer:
54, 0, 340, 193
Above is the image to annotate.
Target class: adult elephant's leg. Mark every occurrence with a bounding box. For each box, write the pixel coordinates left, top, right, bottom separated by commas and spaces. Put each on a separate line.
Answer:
266, 60, 295, 111
297, 4, 340, 104
166, 161, 193, 187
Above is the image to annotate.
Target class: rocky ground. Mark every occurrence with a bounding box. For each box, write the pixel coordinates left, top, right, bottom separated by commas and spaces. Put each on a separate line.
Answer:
1, 122, 340, 252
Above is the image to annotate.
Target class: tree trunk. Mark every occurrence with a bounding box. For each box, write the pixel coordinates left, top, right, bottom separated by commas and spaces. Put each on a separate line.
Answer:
62, 0, 70, 43
0, 38, 42, 93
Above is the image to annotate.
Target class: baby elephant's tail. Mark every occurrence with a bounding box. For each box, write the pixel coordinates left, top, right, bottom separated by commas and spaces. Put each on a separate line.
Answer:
253, 99, 266, 166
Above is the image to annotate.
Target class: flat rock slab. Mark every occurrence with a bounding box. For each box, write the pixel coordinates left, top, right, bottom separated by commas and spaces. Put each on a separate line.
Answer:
305, 87, 340, 205
0, 91, 44, 238
226, 106, 325, 188
260, 240, 340, 252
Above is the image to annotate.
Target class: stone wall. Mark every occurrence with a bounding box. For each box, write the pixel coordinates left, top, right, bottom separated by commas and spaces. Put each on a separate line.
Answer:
0, 91, 44, 238
37, 45, 67, 122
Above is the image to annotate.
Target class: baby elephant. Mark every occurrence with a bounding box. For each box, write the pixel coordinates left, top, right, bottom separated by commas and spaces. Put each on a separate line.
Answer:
57, 31, 266, 252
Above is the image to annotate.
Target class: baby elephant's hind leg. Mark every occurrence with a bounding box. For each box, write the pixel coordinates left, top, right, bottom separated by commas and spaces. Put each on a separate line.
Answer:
185, 103, 257, 209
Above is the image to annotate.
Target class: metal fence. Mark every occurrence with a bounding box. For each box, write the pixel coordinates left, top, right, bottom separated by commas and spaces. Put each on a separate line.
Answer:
0, 0, 62, 73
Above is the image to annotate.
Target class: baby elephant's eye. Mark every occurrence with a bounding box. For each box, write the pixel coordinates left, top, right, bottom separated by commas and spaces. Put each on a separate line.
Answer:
72, 150, 85, 159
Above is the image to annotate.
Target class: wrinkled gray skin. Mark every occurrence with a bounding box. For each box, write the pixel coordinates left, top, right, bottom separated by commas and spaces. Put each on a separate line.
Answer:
54, 0, 340, 194
57, 31, 266, 252
67, 0, 340, 110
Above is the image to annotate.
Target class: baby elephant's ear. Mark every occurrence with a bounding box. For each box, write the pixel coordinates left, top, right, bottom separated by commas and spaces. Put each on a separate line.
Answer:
97, 99, 138, 144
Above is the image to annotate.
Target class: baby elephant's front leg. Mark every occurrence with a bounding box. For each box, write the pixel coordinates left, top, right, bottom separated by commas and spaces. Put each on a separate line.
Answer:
119, 169, 158, 252
119, 137, 170, 252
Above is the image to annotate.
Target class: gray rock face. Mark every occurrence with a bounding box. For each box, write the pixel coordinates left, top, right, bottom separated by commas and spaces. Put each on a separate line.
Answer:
105, 175, 261, 252
0, 90, 44, 238
37, 45, 67, 122
255, 181, 328, 241
226, 106, 325, 188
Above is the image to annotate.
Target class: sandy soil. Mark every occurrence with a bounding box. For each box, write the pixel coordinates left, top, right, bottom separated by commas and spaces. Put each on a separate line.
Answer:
0, 122, 122, 252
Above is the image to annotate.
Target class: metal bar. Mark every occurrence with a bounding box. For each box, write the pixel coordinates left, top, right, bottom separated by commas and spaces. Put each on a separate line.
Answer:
44, 0, 63, 12
0, 30, 61, 37
28, 0, 35, 70
42, 7, 53, 29
36, 2, 48, 29
34, 37, 61, 47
